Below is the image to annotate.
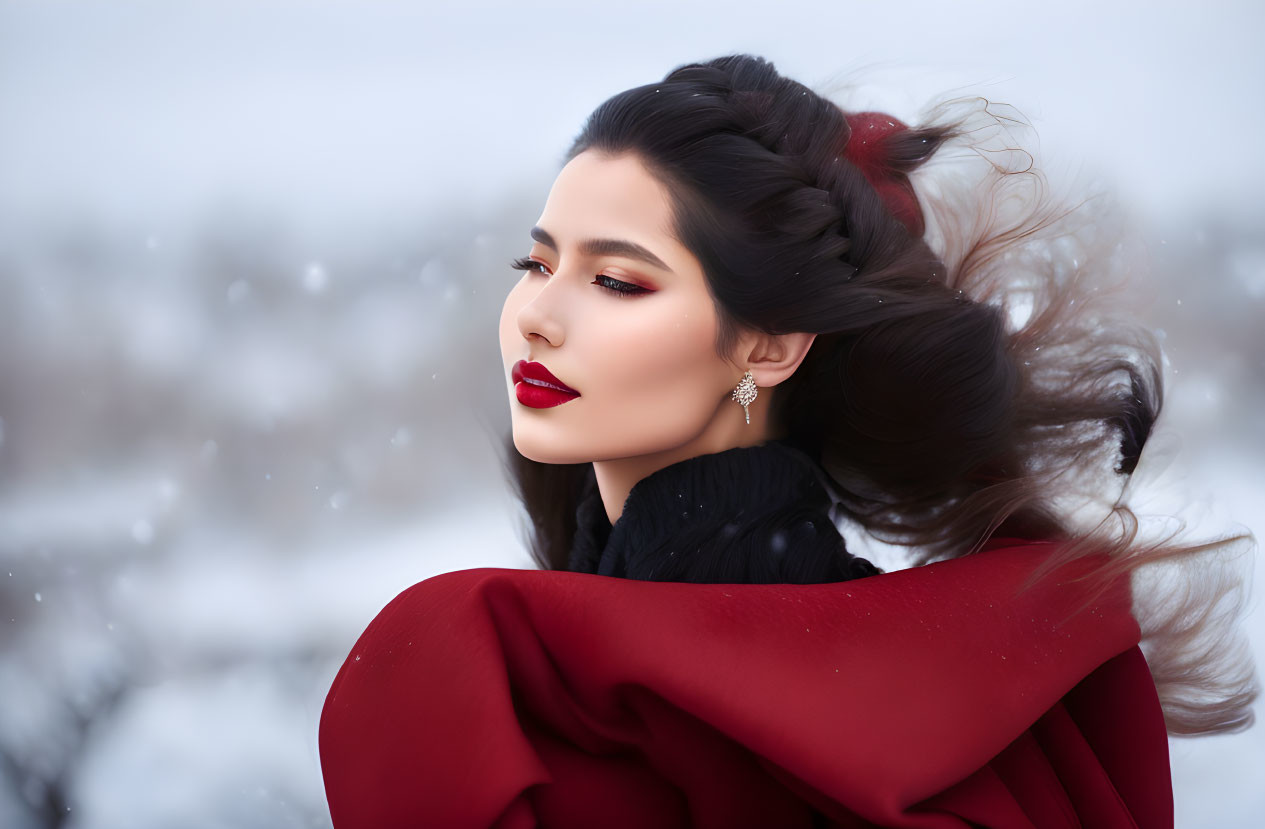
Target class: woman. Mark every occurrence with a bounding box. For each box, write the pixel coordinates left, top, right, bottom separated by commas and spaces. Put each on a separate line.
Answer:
319, 54, 1257, 827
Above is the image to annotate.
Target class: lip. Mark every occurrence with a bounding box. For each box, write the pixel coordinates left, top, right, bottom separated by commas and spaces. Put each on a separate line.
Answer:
512, 360, 580, 394
512, 360, 580, 408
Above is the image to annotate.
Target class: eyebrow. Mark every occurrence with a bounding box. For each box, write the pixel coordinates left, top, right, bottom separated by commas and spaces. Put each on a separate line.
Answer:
530, 225, 674, 273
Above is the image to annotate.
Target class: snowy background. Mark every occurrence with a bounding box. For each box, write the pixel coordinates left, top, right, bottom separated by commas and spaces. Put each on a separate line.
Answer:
0, 0, 1262, 826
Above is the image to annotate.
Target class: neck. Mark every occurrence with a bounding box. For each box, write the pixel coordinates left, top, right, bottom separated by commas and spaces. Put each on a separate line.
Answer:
592, 392, 775, 526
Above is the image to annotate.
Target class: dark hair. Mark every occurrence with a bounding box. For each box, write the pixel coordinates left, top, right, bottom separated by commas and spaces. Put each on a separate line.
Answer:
498, 54, 1257, 736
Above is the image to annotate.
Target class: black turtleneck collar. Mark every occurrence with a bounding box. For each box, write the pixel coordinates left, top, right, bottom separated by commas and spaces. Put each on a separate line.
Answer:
567, 439, 881, 585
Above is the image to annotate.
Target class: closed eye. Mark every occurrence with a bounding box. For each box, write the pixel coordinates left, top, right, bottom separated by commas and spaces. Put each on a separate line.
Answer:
509, 256, 650, 299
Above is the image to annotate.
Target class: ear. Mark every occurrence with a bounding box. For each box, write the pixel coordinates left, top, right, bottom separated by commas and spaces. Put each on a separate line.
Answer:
738, 330, 817, 389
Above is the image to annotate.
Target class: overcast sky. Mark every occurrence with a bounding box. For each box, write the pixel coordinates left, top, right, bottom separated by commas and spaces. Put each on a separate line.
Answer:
1, 0, 1262, 241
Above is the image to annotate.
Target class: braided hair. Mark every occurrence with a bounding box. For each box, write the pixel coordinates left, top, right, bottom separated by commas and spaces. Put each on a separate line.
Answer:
502, 53, 1257, 737
556, 55, 1056, 559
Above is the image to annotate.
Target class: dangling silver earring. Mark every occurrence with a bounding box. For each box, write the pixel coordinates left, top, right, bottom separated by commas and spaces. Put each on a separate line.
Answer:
732, 370, 758, 425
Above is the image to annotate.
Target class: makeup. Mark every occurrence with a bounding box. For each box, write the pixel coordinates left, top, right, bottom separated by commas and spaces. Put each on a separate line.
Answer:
512, 360, 580, 408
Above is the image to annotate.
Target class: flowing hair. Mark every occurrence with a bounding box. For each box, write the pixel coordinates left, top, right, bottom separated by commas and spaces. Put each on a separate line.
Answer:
498, 54, 1258, 737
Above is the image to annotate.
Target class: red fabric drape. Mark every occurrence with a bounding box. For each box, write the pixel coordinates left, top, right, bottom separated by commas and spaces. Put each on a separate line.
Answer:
319, 539, 1172, 828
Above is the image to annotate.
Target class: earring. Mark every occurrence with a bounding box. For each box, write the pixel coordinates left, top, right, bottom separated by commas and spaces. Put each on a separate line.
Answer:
732, 370, 758, 425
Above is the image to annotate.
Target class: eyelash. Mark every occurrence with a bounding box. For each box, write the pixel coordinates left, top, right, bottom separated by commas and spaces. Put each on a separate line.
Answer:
509, 256, 648, 298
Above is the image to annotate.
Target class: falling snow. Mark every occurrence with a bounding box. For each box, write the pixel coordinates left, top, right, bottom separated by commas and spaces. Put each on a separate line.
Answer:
0, 6, 1259, 828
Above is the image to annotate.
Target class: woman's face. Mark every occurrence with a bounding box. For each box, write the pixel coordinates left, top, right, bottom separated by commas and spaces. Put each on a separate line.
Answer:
499, 149, 746, 465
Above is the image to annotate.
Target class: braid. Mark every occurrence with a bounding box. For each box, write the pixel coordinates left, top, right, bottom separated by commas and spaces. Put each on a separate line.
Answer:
509, 52, 1259, 737
842, 111, 930, 238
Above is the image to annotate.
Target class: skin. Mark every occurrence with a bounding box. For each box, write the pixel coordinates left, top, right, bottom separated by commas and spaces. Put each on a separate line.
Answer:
499, 149, 816, 526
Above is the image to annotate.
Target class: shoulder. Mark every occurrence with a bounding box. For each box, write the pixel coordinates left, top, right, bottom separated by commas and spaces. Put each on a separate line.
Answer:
321, 548, 1157, 827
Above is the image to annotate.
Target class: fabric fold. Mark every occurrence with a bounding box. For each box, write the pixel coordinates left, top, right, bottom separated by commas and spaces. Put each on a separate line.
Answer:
319, 539, 1172, 828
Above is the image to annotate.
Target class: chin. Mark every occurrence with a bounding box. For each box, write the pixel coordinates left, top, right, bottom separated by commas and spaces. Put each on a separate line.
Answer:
510, 425, 586, 466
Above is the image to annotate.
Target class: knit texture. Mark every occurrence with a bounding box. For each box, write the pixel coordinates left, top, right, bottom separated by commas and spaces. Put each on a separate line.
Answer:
568, 439, 882, 584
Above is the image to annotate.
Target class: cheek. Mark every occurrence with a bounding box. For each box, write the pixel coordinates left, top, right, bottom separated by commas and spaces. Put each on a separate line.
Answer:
587, 301, 719, 388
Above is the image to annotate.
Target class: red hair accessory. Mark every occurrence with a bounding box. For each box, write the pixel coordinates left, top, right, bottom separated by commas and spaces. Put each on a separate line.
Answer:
842, 111, 926, 238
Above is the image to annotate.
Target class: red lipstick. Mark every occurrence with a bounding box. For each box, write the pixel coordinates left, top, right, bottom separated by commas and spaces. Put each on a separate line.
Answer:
512, 360, 580, 408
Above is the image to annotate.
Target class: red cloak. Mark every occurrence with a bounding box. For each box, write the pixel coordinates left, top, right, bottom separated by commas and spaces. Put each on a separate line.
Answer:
319, 538, 1172, 827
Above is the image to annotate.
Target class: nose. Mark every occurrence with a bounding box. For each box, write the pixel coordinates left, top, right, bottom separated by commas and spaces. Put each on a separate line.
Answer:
515, 272, 566, 347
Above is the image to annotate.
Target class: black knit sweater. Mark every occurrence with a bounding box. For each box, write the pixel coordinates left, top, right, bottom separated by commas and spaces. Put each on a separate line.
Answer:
567, 439, 882, 584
